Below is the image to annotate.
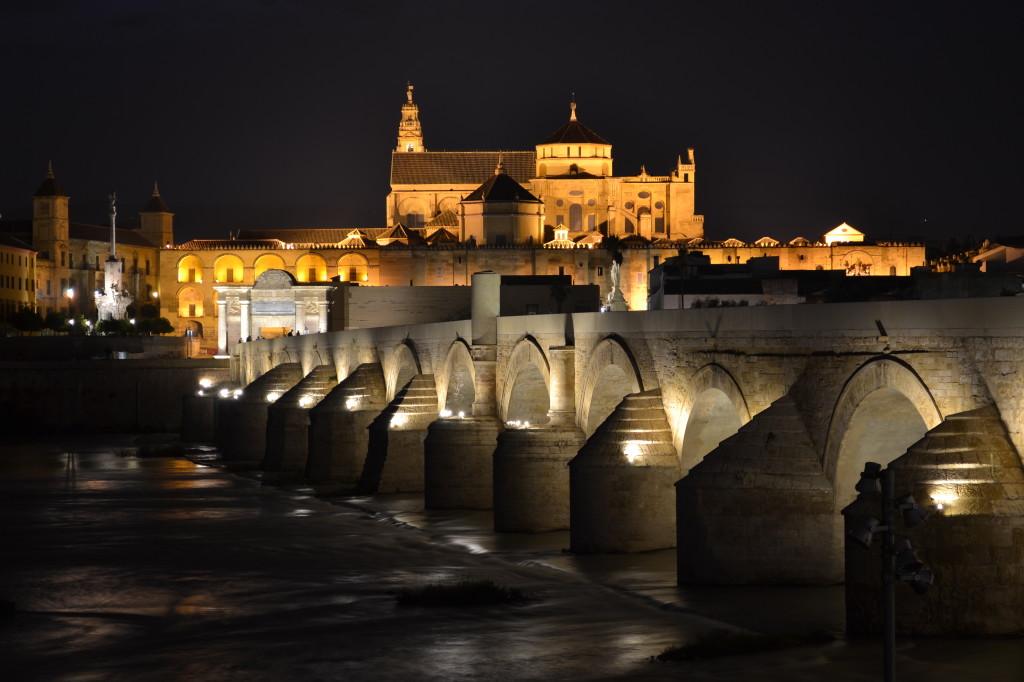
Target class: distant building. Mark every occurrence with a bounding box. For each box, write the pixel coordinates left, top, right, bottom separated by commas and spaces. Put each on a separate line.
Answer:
0, 232, 36, 326
3, 86, 930, 353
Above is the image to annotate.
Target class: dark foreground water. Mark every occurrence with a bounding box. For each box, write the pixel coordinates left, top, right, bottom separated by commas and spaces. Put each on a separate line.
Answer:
1, 437, 1021, 681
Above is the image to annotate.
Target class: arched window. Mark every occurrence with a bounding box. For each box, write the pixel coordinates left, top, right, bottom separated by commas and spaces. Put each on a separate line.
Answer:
338, 253, 369, 282
177, 255, 204, 283
254, 254, 286, 279
296, 253, 327, 282
569, 203, 583, 231
214, 254, 244, 283
178, 286, 204, 318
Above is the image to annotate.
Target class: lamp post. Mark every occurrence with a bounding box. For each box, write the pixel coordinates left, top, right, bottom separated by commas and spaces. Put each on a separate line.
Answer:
65, 287, 75, 316
844, 462, 933, 682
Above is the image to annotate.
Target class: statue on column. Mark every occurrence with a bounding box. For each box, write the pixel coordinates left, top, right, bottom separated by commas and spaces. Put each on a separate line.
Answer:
603, 236, 628, 311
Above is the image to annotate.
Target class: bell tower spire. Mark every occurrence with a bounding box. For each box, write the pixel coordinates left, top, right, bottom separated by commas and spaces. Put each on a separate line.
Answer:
396, 82, 425, 153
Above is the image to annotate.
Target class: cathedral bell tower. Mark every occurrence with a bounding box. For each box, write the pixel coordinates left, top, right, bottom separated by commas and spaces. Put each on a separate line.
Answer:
395, 83, 425, 153
32, 161, 70, 264
139, 181, 174, 248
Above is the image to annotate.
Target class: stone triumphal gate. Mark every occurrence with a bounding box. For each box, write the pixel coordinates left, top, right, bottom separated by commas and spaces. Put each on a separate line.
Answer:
207, 274, 1024, 635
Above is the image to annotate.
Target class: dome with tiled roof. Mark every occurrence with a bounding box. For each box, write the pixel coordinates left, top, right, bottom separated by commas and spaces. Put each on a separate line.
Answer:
540, 102, 610, 145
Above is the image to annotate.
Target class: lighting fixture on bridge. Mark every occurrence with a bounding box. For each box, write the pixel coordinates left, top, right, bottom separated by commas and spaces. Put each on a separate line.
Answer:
199, 379, 213, 389
440, 409, 453, 418
458, 411, 465, 418
345, 397, 359, 410
390, 413, 406, 428
843, 461, 935, 682
197, 390, 205, 396
298, 395, 314, 408
623, 441, 644, 465
929, 491, 956, 513
219, 388, 231, 398
266, 391, 281, 403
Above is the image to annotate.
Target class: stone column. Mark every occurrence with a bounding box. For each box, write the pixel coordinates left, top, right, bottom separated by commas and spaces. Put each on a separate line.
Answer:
546, 346, 576, 427
471, 345, 497, 417
318, 301, 328, 333
471, 271, 500, 345
217, 298, 227, 355
240, 300, 250, 341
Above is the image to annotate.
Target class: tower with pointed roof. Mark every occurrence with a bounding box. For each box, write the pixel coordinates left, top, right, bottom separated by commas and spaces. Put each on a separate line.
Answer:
32, 162, 70, 267
396, 83, 425, 153
139, 181, 175, 248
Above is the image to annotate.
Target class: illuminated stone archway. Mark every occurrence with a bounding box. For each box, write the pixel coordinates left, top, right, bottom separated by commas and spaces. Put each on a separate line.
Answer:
438, 340, 475, 415
385, 341, 423, 403
824, 357, 942, 507
578, 336, 643, 436
677, 364, 750, 473
499, 337, 550, 425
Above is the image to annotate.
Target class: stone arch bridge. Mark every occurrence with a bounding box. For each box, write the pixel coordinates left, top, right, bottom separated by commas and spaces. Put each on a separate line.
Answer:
200, 278, 1024, 635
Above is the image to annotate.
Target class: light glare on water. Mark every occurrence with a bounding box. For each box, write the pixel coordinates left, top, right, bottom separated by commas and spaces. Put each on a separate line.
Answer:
1, 438, 1020, 682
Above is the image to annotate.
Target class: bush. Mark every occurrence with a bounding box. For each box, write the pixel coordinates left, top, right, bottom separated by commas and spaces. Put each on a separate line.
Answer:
97, 318, 131, 335
44, 311, 69, 332
137, 317, 173, 335
10, 307, 45, 332
396, 579, 529, 607
139, 303, 159, 319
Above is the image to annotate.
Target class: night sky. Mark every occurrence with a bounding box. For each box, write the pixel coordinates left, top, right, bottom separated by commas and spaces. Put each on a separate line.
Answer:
2, 1, 1021, 244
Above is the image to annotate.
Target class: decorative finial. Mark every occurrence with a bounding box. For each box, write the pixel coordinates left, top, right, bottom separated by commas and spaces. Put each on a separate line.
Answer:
406, 82, 414, 104
47, 160, 54, 178
495, 151, 505, 175
152, 180, 160, 196
570, 100, 577, 122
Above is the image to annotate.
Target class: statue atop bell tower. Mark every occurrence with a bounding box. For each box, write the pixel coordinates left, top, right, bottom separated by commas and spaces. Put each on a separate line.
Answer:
395, 82, 425, 153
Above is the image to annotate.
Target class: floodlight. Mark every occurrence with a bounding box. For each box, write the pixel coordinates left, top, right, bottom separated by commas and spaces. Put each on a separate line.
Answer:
894, 539, 924, 573
903, 568, 934, 596
847, 517, 880, 549
896, 493, 929, 528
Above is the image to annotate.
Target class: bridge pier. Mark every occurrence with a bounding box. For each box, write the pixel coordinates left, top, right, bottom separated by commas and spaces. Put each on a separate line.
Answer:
181, 393, 216, 442
263, 365, 336, 474
492, 425, 585, 532
570, 389, 678, 553
847, 407, 1024, 635
424, 417, 501, 509
358, 375, 437, 494
218, 363, 303, 463
306, 363, 387, 489
677, 395, 841, 584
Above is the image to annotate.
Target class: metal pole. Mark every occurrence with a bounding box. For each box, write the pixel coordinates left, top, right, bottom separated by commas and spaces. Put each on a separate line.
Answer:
882, 466, 896, 682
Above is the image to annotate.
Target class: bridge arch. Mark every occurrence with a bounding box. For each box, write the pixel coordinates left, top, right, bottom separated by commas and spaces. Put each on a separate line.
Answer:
385, 340, 423, 402
438, 339, 476, 415
824, 356, 942, 507
578, 335, 644, 436
499, 336, 550, 425
677, 363, 751, 472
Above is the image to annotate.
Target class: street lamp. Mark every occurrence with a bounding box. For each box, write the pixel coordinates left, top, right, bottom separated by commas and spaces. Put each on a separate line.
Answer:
843, 462, 933, 682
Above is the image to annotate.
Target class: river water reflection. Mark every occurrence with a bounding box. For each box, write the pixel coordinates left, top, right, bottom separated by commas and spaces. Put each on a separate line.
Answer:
2, 437, 1020, 681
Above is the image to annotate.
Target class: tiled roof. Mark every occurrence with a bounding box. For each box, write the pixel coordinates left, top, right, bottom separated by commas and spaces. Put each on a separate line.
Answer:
34, 176, 67, 197
464, 173, 541, 203
391, 151, 535, 185
0, 231, 36, 252
425, 210, 458, 227
176, 239, 287, 250
236, 228, 389, 244
142, 193, 171, 213
69, 223, 160, 248
540, 119, 609, 145
423, 228, 460, 244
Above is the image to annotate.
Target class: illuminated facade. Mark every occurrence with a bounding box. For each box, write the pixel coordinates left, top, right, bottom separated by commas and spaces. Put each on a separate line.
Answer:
0, 165, 164, 320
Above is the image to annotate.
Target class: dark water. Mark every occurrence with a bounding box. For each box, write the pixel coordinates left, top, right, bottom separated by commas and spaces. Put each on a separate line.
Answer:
2, 437, 1021, 681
